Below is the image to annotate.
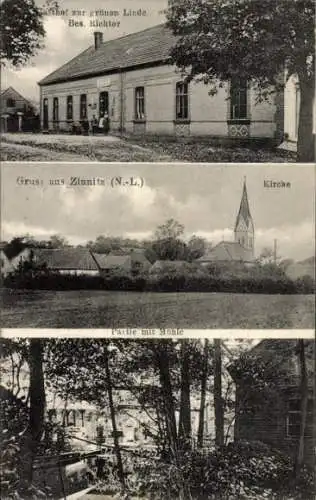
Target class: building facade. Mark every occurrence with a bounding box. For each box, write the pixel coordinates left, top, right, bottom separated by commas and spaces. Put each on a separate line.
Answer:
39, 25, 280, 140
0, 87, 39, 132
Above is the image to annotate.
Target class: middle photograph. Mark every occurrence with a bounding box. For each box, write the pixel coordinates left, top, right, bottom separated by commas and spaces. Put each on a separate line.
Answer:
1, 162, 315, 329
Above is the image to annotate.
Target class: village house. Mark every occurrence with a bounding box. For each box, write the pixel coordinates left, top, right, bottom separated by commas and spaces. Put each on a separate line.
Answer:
93, 249, 151, 277
38, 24, 282, 141
0, 87, 39, 133
198, 179, 255, 266
33, 247, 99, 275
230, 340, 315, 467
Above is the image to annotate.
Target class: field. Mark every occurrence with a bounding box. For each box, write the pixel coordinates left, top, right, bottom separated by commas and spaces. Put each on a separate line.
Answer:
1, 133, 295, 162
1, 289, 314, 328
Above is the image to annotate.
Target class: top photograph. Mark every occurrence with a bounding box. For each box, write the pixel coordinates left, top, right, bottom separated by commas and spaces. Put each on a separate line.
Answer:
1, 0, 315, 163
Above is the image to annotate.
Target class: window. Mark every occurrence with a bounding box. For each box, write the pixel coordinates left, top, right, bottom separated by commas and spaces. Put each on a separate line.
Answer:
99, 91, 109, 117
6, 98, 15, 107
66, 95, 73, 120
230, 78, 248, 120
286, 398, 314, 438
135, 87, 145, 120
53, 97, 59, 122
80, 94, 87, 120
176, 82, 189, 120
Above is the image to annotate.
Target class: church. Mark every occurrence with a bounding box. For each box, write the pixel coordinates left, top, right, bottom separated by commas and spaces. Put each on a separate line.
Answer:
38, 24, 281, 140
198, 179, 255, 265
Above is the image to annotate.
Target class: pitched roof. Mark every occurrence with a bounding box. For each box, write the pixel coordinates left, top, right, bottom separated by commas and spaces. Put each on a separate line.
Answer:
33, 248, 98, 271
235, 179, 253, 231
93, 253, 131, 269
39, 24, 176, 86
197, 241, 254, 262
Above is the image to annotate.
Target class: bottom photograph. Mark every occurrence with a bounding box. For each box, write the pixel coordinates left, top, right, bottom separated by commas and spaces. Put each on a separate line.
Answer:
0, 338, 315, 500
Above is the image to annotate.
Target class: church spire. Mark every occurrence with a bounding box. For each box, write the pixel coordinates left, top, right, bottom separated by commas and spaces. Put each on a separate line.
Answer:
235, 177, 252, 231
234, 178, 254, 255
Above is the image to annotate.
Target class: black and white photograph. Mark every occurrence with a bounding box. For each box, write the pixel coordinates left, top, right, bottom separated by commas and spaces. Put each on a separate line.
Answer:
1, 0, 315, 162
0, 337, 315, 499
1, 163, 315, 329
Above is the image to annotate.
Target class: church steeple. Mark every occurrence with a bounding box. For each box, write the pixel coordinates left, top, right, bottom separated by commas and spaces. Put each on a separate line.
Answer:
234, 178, 254, 255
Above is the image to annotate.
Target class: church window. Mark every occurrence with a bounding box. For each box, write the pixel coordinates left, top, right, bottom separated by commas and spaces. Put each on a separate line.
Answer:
241, 236, 245, 246
176, 82, 189, 120
230, 78, 248, 120
249, 237, 253, 248
66, 95, 73, 120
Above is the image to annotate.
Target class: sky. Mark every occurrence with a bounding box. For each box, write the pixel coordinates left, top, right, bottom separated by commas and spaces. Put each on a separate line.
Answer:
2, 0, 168, 102
1, 163, 315, 261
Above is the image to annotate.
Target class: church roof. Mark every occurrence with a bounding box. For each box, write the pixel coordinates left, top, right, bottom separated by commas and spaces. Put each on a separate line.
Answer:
197, 241, 254, 263
39, 24, 176, 86
235, 179, 253, 231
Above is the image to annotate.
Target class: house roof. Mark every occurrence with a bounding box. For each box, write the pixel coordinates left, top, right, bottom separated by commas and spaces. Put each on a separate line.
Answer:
39, 24, 176, 86
93, 253, 131, 270
197, 241, 254, 263
33, 248, 98, 271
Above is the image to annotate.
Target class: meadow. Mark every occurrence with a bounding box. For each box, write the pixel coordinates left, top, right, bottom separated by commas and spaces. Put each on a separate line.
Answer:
1, 289, 314, 329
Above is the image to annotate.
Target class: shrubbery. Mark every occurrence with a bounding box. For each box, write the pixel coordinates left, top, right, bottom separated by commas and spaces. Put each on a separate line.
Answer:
3, 269, 315, 294
132, 441, 315, 499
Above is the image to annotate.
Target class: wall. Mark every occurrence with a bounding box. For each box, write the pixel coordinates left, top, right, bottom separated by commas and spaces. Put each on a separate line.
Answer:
40, 64, 277, 138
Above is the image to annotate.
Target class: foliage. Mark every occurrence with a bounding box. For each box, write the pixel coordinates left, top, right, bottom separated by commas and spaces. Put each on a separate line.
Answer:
167, 0, 315, 161
134, 441, 315, 499
1, 0, 45, 67
4, 265, 315, 294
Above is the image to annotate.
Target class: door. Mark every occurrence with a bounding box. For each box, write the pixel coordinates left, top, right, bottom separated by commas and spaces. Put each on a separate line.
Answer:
99, 91, 109, 117
43, 98, 49, 129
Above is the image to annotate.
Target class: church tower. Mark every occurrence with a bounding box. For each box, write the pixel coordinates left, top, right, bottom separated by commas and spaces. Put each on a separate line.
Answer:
234, 178, 254, 256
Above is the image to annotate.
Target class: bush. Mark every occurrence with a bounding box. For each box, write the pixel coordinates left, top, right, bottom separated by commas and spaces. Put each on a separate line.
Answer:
133, 441, 315, 499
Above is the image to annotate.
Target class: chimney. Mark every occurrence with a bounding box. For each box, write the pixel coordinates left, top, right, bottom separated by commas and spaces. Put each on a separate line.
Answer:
94, 31, 103, 50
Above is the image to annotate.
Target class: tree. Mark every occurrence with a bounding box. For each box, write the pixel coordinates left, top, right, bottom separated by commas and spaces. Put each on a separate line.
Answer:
0, 0, 57, 67
155, 219, 185, 240
214, 340, 224, 447
48, 234, 68, 248
151, 219, 187, 261
186, 235, 207, 262
167, 0, 315, 162
197, 339, 209, 448
295, 340, 308, 475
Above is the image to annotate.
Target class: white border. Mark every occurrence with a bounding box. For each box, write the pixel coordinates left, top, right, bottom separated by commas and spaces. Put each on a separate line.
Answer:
2, 329, 314, 339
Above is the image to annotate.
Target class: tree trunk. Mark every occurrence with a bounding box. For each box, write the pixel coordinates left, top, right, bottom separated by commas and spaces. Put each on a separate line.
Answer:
19, 340, 46, 488
104, 347, 125, 490
297, 75, 315, 163
197, 340, 209, 448
155, 342, 178, 456
295, 339, 308, 475
214, 340, 224, 447
178, 340, 192, 451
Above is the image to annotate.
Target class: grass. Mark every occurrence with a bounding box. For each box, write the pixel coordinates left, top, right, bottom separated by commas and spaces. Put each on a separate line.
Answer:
0, 133, 295, 162
1, 289, 314, 328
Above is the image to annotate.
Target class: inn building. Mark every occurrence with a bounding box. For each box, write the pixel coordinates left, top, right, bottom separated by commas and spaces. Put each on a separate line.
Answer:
38, 24, 283, 140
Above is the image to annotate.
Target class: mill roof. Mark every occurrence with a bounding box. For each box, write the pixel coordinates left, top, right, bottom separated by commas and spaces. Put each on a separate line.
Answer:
39, 24, 176, 86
